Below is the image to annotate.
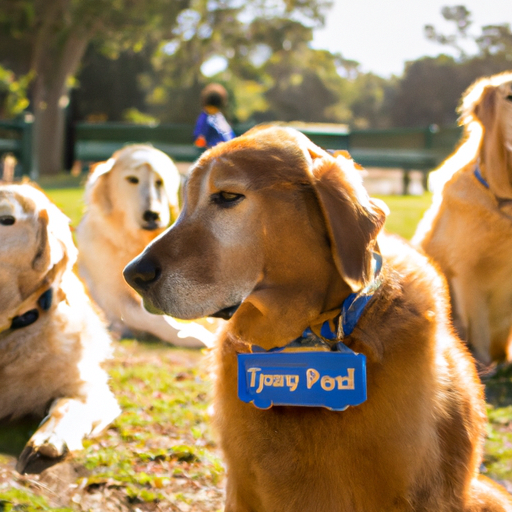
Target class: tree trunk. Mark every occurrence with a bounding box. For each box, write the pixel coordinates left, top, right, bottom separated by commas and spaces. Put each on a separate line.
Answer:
30, 17, 91, 177
31, 83, 67, 177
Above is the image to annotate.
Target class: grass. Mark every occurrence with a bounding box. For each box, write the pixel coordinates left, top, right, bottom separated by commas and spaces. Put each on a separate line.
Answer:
0, 176, 510, 511
376, 193, 433, 240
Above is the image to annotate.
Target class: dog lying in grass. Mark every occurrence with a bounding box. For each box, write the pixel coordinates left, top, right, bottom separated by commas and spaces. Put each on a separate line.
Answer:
77, 144, 211, 348
0, 182, 120, 474
125, 126, 512, 511
413, 71, 512, 365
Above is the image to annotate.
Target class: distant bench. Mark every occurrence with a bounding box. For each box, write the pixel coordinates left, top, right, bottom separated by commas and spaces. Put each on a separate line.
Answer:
75, 123, 461, 193
345, 126, 462, 193
1, 120, 463, 194
0, 119, 33, 179
75, 140, 203, 163
74, 122, 205, 163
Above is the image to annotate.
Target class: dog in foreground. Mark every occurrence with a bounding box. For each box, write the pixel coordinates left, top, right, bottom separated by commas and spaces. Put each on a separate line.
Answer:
77, 144, 208, 348
125, 126, 512, 511
0, 183, 120, 474
413, 71, 512, 365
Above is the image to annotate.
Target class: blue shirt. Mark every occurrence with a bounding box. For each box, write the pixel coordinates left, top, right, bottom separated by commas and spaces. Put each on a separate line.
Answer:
193, 110, 235, 148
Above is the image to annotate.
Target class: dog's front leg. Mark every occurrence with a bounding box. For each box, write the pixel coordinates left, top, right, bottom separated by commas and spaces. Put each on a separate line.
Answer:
451, 275, 491, 364
16, 389, 120, 474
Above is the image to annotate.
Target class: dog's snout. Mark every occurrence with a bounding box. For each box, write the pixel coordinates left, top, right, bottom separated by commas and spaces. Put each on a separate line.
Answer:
143, 210, 160, 223
124, 257, 161, 292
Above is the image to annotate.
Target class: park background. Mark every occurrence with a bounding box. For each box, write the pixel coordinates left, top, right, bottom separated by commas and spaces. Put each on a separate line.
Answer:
0, 0, 512, 510
0, 0, 512, 177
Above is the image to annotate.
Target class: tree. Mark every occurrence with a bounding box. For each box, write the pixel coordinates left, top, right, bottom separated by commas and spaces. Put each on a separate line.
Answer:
0, 65, 31, 118
75, 44, 155, 123
0, 0, 188, 176
425, 5, 512, 62
348, 73, 397, 129
0, 0, 333, 174
391, 5, 512, 128
143, 0, 333, 124
424, 5, 472, 58
391, 55, 464, 127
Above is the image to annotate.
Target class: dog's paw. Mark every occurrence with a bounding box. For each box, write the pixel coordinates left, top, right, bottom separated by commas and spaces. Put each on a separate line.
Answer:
16, 436, 68, 474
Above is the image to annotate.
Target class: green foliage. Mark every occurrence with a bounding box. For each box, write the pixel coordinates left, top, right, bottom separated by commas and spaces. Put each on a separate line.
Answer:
72, 0, 334, 124
0, 489, 73, 511
0, 65, 31, 118
122, 108, 159, 125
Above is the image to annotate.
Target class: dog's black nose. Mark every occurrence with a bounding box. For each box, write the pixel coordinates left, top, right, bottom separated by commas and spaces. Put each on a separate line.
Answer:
143, 210, 160, 223
123, 257, 161, 291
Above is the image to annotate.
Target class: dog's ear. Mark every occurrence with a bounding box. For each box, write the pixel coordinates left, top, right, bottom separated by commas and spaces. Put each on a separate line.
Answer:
86, 160, 114, 214
32, 209, 50, 271
309, 150, 387, 292
470, 80, 512, 194
473, 84, 497, 130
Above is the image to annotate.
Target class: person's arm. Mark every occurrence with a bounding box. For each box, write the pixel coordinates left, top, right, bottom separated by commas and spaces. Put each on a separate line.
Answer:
193, 111, 208, 147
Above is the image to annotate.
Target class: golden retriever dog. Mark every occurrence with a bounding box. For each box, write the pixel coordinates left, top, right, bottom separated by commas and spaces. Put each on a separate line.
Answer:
0, 183, 120, 474
124, 126, 512, 511
413, 71, 512, 365
76, 144, 210, 348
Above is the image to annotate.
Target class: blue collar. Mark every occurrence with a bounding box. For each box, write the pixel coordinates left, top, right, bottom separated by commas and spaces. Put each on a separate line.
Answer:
474, 164, 490, 189
305, 252, 383, 341
252, 253, 383, 354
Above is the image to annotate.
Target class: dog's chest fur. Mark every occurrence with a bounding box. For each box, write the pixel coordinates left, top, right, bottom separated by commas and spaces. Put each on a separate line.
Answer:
212, 239, 485, 512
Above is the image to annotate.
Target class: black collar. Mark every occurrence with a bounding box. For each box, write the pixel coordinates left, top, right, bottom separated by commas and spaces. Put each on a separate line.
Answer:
9, 289, 53, 331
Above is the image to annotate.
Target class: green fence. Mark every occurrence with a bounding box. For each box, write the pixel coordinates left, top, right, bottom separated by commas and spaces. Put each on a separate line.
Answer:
0, 118, 33, 179
1, 120, 463, 193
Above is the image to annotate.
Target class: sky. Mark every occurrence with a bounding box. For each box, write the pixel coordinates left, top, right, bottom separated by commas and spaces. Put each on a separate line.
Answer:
310, 0, 512, 77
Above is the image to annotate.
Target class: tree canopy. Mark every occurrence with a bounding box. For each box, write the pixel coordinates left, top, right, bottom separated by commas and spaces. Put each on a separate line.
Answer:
0, 2, 511, 175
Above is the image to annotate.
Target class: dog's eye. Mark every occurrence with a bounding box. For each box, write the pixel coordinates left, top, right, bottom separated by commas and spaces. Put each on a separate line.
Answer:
155, 179, 163, 188
211, 191, 245, 207
126, 176, 139, 184
0, 215, 15, 226
506, 94, 512, 102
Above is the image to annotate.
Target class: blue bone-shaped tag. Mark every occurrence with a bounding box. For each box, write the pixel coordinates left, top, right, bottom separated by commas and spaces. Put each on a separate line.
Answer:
238, 344, 366, 411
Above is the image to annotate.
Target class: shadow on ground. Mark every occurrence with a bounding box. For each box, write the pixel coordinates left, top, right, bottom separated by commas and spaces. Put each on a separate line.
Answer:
0, 417, 39, 458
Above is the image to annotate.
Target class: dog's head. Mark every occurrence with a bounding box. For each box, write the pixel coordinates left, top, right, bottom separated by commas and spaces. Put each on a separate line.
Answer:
85, 145, 181, 232
459, 71, 512, 193
124, 127, 387, 345
0, 183, 76, 313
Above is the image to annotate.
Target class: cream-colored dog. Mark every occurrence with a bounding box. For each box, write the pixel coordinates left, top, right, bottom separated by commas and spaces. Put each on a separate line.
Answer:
413, 71, 512, 364
0, 183, 120, 474
76, 144, 211, 348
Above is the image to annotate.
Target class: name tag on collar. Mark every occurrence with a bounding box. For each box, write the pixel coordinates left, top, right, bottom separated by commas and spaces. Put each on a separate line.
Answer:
237, 346, 366, 411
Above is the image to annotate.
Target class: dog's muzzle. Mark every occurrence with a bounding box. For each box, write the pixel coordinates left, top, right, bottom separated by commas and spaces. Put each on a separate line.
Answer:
141, 210, 161, 231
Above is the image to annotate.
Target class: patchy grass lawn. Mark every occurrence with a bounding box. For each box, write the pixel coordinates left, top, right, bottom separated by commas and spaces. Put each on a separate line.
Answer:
0, 176, 510, 511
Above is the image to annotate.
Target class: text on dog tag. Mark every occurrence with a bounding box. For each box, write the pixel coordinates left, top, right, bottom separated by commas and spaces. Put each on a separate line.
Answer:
238, 349, 366, 411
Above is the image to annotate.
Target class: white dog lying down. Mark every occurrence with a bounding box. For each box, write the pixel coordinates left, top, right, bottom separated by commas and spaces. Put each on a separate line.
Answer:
0, 183, 120, 474
76, 145, 214, 348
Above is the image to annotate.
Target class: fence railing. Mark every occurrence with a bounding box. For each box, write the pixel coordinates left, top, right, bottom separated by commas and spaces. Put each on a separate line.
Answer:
1, 120, 463, 193
0, 117, 33, 179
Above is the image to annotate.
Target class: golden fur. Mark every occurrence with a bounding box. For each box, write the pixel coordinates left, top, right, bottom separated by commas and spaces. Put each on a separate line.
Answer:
413, 71, 512, 364
0, 182, 120, 474
124, 126, 512, 511
76, 144, 209, 348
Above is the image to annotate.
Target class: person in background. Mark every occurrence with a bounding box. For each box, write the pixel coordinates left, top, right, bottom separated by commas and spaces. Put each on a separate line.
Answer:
193, 83, 235, 149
